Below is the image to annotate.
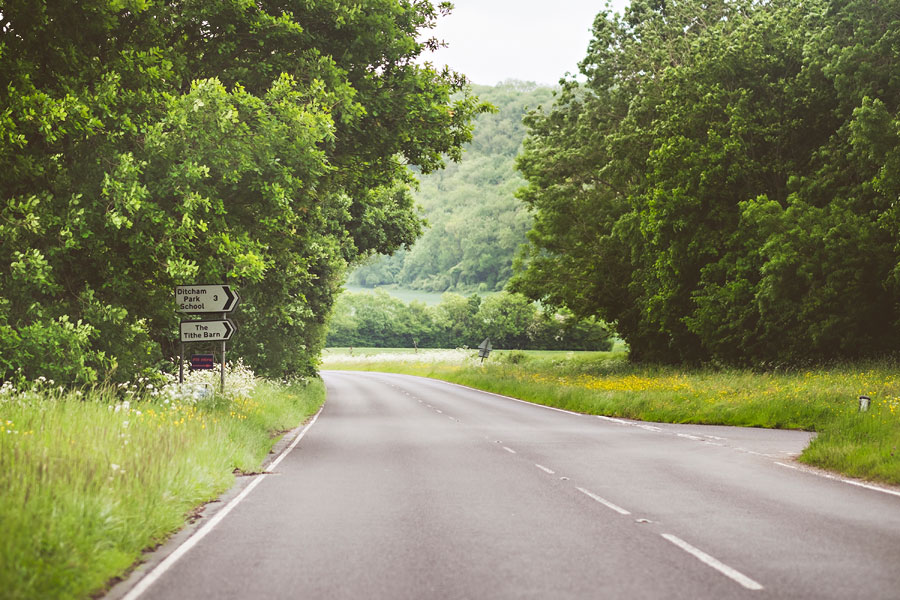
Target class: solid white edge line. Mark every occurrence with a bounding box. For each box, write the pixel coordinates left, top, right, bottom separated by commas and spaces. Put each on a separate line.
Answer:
597, 416, 662, 431
576, 487, 631, 515
775, 462, 900, 499
121, 403, 326, 600
661, 534, 763, 591
535, 463, 555, 474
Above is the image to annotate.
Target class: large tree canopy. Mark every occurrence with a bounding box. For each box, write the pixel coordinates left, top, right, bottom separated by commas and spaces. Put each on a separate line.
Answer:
512, 0, 900, 365
0, 0, 487, 383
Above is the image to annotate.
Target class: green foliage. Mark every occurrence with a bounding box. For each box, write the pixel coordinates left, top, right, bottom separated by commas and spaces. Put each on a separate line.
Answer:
325, 289, 613, 351
0, 373, 325, 600
513, 0, 900, 366
0, 1, 486, 382
348, 81, 555, 292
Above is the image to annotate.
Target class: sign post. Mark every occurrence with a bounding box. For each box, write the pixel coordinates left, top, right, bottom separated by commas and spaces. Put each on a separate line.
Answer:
478, 338, 492, 363
176, 285, 239, 392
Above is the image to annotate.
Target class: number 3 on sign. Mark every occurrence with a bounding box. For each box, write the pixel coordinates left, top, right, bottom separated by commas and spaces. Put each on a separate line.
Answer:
213, 295, 218, 301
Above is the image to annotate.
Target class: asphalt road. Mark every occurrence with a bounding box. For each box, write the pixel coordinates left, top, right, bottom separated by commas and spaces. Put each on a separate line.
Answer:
113, 370, 900, 599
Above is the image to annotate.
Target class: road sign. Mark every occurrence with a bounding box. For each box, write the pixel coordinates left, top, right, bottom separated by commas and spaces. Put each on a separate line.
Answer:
180, 319, 236, 342
175, 285, 240, 313
478, 338, 492, 362
190, 354, 216, 370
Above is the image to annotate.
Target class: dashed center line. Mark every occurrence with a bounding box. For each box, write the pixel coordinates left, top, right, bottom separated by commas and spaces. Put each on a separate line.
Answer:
661, 534, 763, 591
576, 487, 631, 515
393, 375, 768, 594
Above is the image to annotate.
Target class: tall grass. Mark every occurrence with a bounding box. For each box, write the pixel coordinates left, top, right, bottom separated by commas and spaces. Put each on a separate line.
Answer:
0, 369, 324, 600
323, 349, 900, 484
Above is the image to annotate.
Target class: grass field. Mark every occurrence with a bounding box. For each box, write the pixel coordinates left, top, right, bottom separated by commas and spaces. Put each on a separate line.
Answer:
322, 348, 900, 485
342, 285, 452, 305
0, 365, 324, 600
341, 284, 499, 306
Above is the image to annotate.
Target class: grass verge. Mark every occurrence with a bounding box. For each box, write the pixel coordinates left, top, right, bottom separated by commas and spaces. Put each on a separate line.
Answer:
0, 375, 324, 600
323, 348, 900, 485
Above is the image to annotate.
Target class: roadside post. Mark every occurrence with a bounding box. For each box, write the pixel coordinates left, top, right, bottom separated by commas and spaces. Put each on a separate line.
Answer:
478, 338, 492, 363
859, 395, 871, 412
175, 285, 240, 393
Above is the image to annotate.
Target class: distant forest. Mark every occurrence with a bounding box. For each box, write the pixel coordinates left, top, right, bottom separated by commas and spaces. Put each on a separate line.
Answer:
347, 81, 554, 292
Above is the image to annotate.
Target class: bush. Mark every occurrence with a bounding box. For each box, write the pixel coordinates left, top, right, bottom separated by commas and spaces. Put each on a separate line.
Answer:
325, 290, 614, 351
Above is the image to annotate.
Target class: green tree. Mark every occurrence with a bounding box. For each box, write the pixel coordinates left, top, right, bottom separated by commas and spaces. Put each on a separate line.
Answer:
432, 292, 481, 347
513, 0, 900, 365
474, 292, 535, 349
0, 0, 486, 382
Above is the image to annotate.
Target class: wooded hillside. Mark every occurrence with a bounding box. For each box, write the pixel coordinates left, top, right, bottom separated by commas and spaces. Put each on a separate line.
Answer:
348, 81, 554, 292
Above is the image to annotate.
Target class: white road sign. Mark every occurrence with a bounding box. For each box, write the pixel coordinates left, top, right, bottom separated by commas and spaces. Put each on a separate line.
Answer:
180, 319, 236, 342
175, 285, 240, 313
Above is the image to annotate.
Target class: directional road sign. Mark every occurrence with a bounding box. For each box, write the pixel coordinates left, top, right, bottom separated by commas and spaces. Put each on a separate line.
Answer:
478, 338, 492, 361
175, 285, 240, 313
180, 319, 236, 343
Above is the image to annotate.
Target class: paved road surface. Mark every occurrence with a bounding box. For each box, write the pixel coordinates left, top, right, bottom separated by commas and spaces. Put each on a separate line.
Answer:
112, 371, 900, 599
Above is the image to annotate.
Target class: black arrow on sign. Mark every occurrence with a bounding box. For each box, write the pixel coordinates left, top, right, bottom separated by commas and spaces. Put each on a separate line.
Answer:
222, 287, 240, 312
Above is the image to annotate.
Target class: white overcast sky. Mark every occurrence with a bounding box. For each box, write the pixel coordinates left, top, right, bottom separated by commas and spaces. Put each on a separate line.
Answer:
420, 1, 632, 86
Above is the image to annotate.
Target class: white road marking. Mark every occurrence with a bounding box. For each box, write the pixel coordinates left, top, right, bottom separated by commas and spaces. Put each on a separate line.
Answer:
503, 446, 517, 454
435, 409, 443, 414
597, 416, 662, 432
637, 424, 664, 432
775, 462, 900, 499
661, 534, 763, 591
535, 464, 555, 474
677, 433, 705, 441
576, 487, 631, 515
122, 403, 325, 599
